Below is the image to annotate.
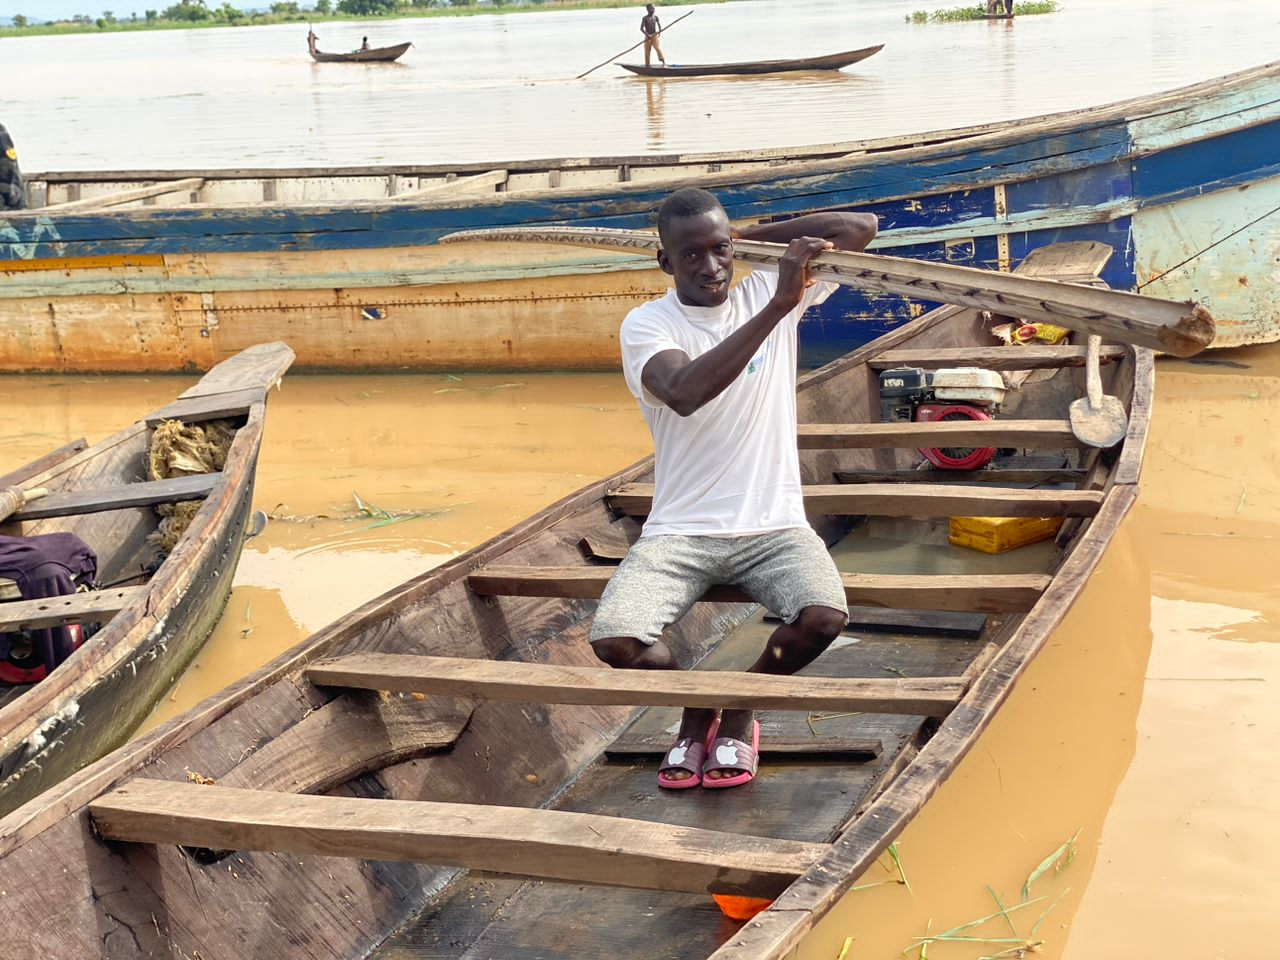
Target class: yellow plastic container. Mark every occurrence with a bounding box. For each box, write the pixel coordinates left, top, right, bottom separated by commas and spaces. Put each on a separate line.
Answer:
948, 515, 1064, 554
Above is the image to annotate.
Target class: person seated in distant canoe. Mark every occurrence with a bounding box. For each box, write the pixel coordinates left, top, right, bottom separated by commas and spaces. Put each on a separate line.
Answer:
641, 4, 665, 67
361, 36, 370, 50
589, 188, 877, 790
0, 122, 25, 211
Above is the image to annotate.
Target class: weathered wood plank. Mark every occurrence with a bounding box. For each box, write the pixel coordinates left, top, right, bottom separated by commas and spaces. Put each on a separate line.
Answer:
833, 468, 1084, 485
797, 420, 1087, 449
437, 228, 1214, 356
607, 483, 1103, 517
393, 169, 507, 199
218, 693, 475, 795
89, 778, 827, 898
605, 735, 882, 761
45, 177, 204, 211
0, 440, 89, 488
174, 341, 294, 399
868, 345, 1124, 370
306, 653, 966, 716
0, 585, 145, 632
467, 566, 1048, 612
11, 472, 218, 521
146, 387, 265, 425
764, 608, 987, 639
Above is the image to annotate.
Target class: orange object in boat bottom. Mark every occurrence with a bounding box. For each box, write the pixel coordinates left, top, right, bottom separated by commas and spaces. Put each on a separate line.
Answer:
712, 894, 773, 920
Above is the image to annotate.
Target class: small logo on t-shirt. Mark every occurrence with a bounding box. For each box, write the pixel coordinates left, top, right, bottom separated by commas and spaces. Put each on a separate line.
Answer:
747, 342, 769, 375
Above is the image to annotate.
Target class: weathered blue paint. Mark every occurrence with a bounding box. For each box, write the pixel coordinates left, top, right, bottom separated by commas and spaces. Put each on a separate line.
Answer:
4, 61, 1279, 361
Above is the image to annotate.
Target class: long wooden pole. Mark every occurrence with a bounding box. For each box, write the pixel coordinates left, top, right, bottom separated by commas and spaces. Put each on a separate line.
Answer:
438, 226, 1215, 357
576, 9, 695, 80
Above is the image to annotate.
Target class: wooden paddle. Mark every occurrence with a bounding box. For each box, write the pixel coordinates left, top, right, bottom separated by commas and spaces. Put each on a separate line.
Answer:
576, 9, 695, 79
1069, 335, 1128, 447
437, 226, 1215, 357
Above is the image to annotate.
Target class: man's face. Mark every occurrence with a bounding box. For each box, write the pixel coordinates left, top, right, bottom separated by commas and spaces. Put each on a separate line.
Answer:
658, 208, 735, 308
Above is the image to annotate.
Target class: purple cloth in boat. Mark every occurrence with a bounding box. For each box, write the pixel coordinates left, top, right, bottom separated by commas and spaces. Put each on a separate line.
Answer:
0, 533, 98, 670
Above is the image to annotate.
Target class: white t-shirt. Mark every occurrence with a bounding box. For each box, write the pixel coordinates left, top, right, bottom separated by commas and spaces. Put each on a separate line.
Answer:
619, 268, 836, 537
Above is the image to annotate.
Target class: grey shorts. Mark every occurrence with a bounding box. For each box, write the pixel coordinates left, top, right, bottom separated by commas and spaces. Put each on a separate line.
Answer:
588, 526, 848, 646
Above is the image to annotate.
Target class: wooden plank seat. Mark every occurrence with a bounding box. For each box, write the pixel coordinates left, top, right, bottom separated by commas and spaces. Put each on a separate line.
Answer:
467, 565, 1048, 612
867, 345, 1124, 370
0, 585, 146, 632
579, 537, 989, 637
146, 387, 265, 426
797, 420, 1088, 449
762, 608, 987, 638
10, 472, 219, 521
305, 653, 966, 716
833, 467, 1086, 485
604, 735, 882, 762
89, 778, 825, 898
606, 482, 1104, 518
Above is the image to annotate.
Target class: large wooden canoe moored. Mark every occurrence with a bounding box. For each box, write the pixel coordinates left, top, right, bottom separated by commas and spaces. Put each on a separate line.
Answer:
0, 60, 1272, 374
0, 246, 1207, 957
0, 342, 293, 817
617, 43, 884, 77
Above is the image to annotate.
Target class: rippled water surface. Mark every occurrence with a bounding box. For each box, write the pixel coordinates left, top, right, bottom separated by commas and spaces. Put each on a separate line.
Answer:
1, 0, 1277, 170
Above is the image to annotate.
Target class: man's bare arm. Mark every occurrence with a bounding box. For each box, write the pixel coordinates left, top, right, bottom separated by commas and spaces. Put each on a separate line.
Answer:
641, 236, 832, 417
733, 211, 877, 252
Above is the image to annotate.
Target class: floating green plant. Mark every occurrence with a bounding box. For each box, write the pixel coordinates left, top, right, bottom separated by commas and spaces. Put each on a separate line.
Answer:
906, 1, 1059, 23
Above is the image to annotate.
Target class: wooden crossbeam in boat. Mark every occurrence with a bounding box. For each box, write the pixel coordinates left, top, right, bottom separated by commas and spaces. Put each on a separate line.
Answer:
393, 169, 508, 199
468, 566, 1047, 612
606, 482, 1103, 518
90, 778, 825, 898
604, 735, 882, 761
0, 585, 145, 632
833, 468, 1085, 485
146, 386, 265, 425
10, 472, 219, 521
46, 177, 205, 211
797, 420, 1087, 449
306, 654, 966, 716
764, 608, 987, 639
868, 345, 1124, 370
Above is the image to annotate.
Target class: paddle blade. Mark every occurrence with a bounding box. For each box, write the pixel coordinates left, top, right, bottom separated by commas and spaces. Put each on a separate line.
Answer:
1068, 394, 1128, 448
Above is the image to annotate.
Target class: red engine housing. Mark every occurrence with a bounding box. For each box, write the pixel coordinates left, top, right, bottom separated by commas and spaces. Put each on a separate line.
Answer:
914, 403, 996, 470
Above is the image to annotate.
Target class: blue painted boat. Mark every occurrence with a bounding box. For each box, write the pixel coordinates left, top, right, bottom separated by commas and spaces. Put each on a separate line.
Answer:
3, 60, 1276, 371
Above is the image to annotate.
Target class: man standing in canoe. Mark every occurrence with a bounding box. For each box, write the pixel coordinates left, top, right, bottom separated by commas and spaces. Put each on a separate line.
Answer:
641, 4, 666, 67
590, 188, 877, 789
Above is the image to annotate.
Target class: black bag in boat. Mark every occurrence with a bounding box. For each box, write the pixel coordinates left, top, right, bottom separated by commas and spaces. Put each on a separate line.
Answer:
0, 533, 98, 685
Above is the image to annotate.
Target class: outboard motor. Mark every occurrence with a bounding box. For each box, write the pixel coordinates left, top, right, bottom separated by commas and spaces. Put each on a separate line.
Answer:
878, 366, 1006, 470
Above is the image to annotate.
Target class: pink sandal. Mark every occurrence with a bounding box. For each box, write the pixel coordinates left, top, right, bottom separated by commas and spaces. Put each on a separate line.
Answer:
657, 718, 720, 790
701, 719, 760, 790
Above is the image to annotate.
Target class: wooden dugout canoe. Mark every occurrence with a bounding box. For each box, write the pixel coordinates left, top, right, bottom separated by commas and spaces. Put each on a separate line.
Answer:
307, 32, 411, 64
0, 342, 293, 817
0, 60, 1274, 373
0, 244, 1157, 958
617, 43, 884, 77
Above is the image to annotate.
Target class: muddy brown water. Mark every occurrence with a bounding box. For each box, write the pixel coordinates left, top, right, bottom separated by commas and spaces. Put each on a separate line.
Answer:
0, 350, 1275, 958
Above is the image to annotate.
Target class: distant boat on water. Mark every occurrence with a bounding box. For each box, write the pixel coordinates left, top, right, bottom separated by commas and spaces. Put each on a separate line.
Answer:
618, 43, 884, 77
307, 28, 411, 64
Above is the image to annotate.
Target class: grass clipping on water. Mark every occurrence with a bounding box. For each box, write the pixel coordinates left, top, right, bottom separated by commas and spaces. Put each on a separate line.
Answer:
906, 1, 1059, 23
147, 419, 236, 553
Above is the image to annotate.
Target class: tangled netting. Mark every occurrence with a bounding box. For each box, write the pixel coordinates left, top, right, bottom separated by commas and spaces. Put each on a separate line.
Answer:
147, 419, 236, 553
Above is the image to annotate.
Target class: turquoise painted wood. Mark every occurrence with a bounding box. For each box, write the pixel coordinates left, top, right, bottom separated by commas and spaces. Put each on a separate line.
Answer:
2, 60, 1277, 366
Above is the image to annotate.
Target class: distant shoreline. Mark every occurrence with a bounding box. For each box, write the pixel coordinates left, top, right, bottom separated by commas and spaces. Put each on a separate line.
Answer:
0, 0, 732, 40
